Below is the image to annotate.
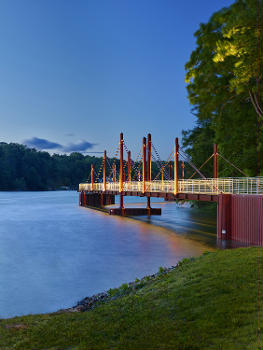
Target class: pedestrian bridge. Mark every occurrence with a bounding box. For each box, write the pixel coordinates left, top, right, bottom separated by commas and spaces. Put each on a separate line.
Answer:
79, 133, 263, 246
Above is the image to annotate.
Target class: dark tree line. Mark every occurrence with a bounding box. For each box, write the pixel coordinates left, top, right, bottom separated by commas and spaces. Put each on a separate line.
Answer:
0, 142, 183, 191
0, 142, 102, 191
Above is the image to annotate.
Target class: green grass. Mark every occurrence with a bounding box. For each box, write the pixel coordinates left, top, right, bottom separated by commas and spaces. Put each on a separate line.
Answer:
0, 247, 262, 350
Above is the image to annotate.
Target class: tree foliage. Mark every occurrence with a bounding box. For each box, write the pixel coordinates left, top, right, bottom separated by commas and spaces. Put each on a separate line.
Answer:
183, 0, 263, 176
0, 142, 164, 191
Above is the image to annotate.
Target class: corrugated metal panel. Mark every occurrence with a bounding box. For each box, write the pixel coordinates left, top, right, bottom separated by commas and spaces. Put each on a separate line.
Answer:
231, 194, 263, 246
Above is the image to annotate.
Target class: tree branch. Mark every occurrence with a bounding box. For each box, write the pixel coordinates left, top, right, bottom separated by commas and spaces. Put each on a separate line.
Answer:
249, 89, 263, 122
252, 91, 263, 115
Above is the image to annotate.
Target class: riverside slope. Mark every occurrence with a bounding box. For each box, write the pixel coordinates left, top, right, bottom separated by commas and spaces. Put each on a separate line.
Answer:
0, 247, 262, 350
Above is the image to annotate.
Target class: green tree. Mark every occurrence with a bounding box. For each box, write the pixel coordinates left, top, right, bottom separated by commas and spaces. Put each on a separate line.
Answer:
184, 0, 263, 176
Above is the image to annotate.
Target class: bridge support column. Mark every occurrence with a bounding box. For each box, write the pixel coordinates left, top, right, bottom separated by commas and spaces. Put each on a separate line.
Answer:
218, 194, 263, 246
217, 194, 232, 240
80, 192, 115, 208
147, 197, 151, 215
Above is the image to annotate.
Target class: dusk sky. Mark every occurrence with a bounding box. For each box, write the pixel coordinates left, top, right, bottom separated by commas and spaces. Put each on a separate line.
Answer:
0, 0, 234, 159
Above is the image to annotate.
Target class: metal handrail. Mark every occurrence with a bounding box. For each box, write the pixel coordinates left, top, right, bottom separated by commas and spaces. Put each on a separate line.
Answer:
79, 177, 263, 195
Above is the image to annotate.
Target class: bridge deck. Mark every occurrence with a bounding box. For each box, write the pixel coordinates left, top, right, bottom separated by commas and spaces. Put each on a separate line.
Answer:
79, 177, 263, 198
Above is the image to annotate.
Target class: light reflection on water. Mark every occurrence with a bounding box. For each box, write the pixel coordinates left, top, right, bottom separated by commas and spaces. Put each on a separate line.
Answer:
0, 191, 216, 318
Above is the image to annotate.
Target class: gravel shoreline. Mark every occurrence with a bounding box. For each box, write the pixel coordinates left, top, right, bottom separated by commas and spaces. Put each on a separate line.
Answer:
57, 263, 187, 314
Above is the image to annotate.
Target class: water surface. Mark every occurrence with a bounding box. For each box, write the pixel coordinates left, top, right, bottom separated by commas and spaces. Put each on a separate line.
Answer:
0, 191, 216, 318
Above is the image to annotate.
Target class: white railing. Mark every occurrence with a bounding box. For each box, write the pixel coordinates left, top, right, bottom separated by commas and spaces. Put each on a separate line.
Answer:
79, 177, 263, 195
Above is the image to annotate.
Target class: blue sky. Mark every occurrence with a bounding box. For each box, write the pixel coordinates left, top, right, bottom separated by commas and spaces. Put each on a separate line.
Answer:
0, 0, 234, 159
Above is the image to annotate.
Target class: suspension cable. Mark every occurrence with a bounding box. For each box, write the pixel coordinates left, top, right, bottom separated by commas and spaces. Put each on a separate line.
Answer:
151, 153, 169, 179
123, 140, 130, 154
151, 153, 169, 180
179, 149, 206, 179
131, 148, 142, 174
151, 142, 170, 179
132, 157, 143, 181
108, 143, 120, 180
218, 153, 249, 177
188, 153, 214, 179
152, 149, 174, 182
95, 157, 104, 182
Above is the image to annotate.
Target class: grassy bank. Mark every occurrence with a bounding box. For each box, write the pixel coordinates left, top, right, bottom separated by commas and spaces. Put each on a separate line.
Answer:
0, 247, 262, 350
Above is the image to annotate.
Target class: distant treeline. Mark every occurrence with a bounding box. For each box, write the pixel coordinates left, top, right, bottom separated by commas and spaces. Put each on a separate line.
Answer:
0, 142, 189, 191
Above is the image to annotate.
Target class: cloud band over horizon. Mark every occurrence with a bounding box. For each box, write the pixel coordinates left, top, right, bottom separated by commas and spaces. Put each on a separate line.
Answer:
24, 137, 96, 153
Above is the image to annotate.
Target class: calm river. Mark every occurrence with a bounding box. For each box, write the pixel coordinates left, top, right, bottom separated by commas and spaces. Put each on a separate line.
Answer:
0, 191, 217, 318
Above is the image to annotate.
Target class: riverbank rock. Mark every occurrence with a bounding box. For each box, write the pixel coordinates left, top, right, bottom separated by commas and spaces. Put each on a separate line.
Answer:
58, 264, 180, 314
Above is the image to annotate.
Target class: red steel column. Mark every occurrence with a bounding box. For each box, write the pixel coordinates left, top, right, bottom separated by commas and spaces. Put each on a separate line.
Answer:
91, 164, 94, 191
142, 137, 146, 193
119, 133, 123, 192
103, 150, 107, 191
147, 134, 151, 210
174, 138, 179, 195
119, 133, 124, 210
217, 194, 232, 240
168, 161, 172, 180
128, 151, 131, 182
147, 134, 151, 181
214, 144, 218, 179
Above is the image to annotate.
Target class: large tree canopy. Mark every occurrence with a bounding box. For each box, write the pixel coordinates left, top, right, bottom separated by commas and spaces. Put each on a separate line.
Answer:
183, 0, 263, 176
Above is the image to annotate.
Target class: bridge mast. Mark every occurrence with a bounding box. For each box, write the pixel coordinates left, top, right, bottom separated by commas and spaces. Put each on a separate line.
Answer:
174, 137, 179, 195
119, 133, 124, 210
142, 137, 146, 194
147, 134, 151, 211
103, 150, 107, 191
